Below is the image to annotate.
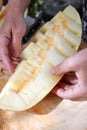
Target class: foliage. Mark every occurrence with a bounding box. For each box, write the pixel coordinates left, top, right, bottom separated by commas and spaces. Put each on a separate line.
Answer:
28, 0, 45, 17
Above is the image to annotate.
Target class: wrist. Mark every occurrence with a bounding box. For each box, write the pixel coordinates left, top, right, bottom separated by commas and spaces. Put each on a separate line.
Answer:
8, 0, 30, 15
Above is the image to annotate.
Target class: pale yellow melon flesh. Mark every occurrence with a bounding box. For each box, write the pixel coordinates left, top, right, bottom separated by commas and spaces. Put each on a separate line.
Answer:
0, 6, 82, 111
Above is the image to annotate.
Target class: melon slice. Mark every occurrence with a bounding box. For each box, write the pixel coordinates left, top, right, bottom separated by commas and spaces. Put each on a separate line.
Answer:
0, 6, 82, 111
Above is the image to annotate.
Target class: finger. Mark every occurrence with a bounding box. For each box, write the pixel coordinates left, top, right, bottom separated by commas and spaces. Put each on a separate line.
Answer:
12, 58, 20, 65
2, 54, 15, 73
0, 61, 5, 69
0, 55, 2, 60
54, 83, 84, 99
12, 28, 26, 57
0, 45, 15, 73
51, 56, 77, 76
12, 33, 22, 57
52, 82, 66, 94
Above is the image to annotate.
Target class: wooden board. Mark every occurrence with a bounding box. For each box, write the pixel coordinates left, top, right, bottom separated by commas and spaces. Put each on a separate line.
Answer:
0, 5, 7, 28
0, 43, 87, 130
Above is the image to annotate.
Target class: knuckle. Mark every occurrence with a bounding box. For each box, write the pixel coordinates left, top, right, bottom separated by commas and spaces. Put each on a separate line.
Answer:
67, 62, 72, 70
65, 59, 74, 71
13, 26, 26, 36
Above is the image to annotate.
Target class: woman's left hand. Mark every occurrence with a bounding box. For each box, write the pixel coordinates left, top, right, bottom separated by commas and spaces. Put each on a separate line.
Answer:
51, 48, 87, 100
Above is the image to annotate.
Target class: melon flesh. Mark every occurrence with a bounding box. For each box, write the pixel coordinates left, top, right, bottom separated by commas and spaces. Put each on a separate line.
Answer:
0, 5, 82, 111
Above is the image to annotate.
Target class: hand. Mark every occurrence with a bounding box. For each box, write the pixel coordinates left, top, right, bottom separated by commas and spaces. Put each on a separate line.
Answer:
51, 48, 87, 100
0, 11, 26, 73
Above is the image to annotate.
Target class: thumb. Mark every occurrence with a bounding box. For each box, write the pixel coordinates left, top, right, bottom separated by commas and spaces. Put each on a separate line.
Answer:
51, 57, 76, 76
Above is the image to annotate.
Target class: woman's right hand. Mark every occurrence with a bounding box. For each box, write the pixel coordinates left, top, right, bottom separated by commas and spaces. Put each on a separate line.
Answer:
0, 10, 26, 73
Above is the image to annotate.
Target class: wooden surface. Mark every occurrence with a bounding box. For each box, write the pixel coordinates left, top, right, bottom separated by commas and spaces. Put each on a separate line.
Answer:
0, 5, 7, 28
0, 43, 87, 130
